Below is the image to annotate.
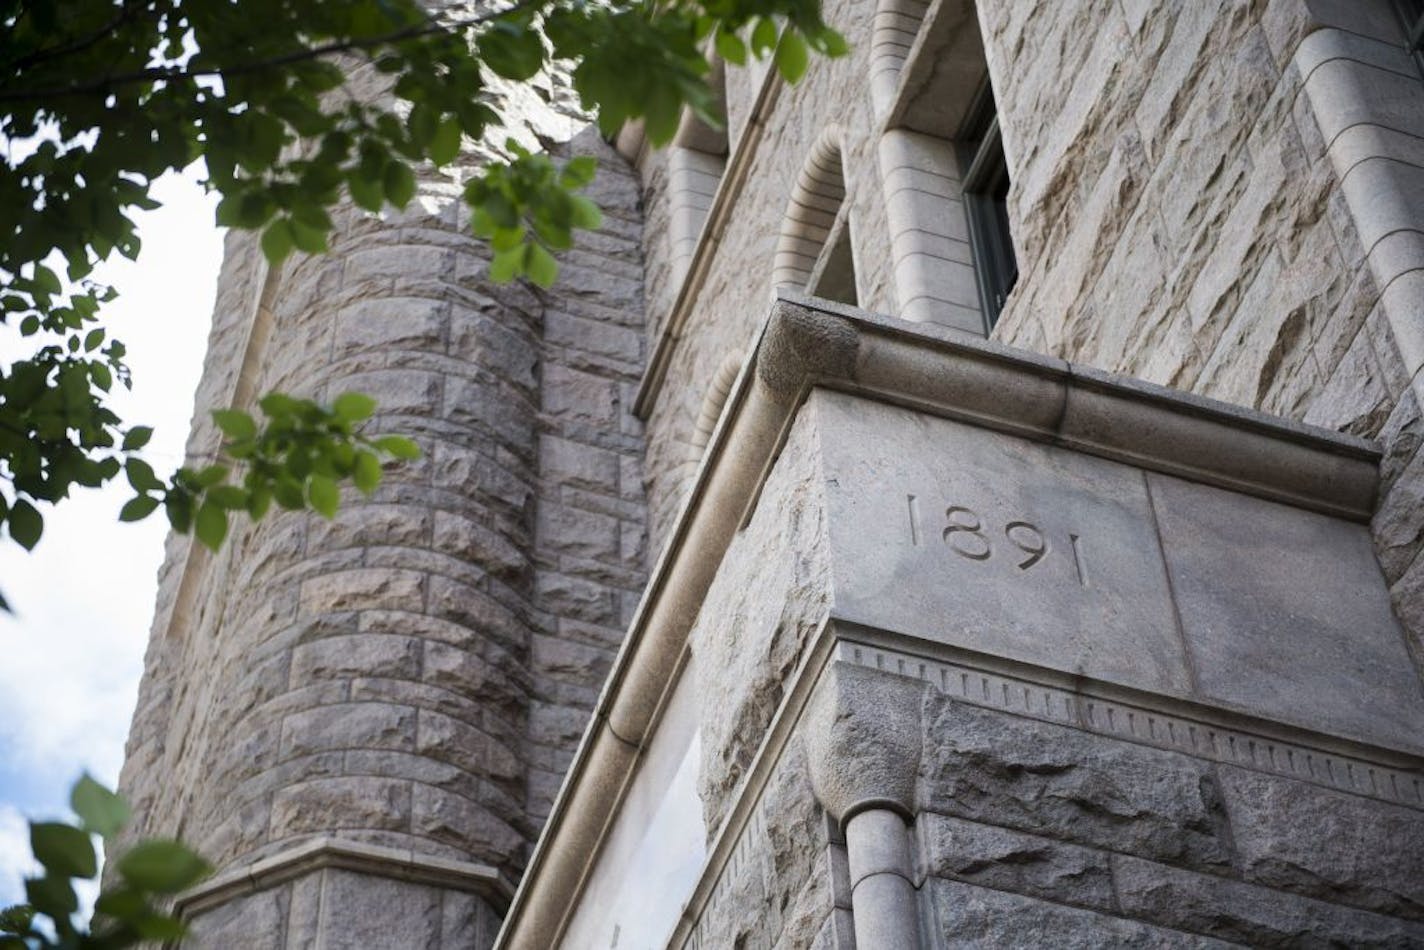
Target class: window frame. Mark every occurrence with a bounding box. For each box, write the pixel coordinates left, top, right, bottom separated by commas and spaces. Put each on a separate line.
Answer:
1395, 0, 1424, 76
958, 83, 1018, 332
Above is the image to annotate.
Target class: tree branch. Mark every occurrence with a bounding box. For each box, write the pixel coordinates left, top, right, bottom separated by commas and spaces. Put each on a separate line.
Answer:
4, 0, 140, 74
0, 1, 539, 105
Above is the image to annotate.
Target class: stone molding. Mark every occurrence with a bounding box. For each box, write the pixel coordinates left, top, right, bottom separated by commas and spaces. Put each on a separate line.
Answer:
868, 0, 930, 117
175, 837, 512, 921
496, 296, 1385, 948
836, 634, 1424, 812
771, 125, 847, 290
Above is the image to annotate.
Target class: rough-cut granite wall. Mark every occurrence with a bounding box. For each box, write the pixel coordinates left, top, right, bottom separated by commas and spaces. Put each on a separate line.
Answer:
687, 654, 1424, 947
115, 100, 647, 949
975, 0, 1424, 656
911, 678, 1424, 946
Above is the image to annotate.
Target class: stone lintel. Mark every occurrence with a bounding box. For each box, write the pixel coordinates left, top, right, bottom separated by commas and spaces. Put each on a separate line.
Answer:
177, 837, 511, 921
497, 295, 1388, 948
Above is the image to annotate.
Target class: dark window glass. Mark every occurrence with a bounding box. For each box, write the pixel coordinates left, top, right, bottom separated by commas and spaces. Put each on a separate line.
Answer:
958, 85, 1018, 331
1396, 0, 1424, 74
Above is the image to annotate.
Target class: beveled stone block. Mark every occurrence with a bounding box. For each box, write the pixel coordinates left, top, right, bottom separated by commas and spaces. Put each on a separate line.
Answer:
821, 391, 1187, 695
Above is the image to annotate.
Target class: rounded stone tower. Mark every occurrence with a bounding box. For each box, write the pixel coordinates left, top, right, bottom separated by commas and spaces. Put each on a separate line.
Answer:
115, 71, 650, 946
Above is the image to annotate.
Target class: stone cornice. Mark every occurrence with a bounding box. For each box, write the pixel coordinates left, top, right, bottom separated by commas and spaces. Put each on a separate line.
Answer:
495, 295, 1383, 948
175, 837, 511, 920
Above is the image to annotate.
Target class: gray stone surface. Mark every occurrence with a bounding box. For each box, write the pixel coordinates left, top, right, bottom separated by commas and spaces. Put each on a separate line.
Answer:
187, 869, 504, 950
1148, 472, 1424, 752
922, 878, 1232, 948
917, 691, 1236, 873
1112, 853, 1424, 947
1218, 764, 1424, 920
916, 813, 1117, 912
818, 392, 1191, 696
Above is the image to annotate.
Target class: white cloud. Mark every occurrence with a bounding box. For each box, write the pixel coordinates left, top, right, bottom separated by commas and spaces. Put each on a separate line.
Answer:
0, 171, 221, 889
0, 804, 37, 908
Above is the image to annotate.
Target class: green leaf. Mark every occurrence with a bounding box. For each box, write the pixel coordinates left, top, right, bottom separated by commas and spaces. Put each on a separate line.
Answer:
207, 485, 248, 510
194, 464, 230, 489
260, 219, 295, 264
569, 195, 602, 230
8, 501, 42, 551
526, 243, 559, 288
32, 265, 61, 295
375, 435, 421, 460
117, 840, 210, 894
489, 245, 525, 283
560, 155, 598, 188
478, 24, 545, 80
126, 457, 165, 492
25, 875, 76, 919
751, 17, 778, 57
716, 30, 747, 66
135, 915, 186, 941
0, 904, 34, 935
84, 328, 105, 351
811, 26, 850, 57
194, 500, 228, 550
212, 409, 257, 441
122, 426, 154, 450
332, 392, 376, 423
246, 486, 273, 520
384, 162, 417, 208
307, 474, 339, 518
31, 822, 97, 878
289, 219, 329, 255
775, 30, 810, 82
348, 170, 385, 212
353, 450, 382, 494
71, 774, 130, 838
430, 117, 463, 166
273, 476, 305, 510
259, 392, 302, 418
119, 495, 161, 522
165, 493, 193, 534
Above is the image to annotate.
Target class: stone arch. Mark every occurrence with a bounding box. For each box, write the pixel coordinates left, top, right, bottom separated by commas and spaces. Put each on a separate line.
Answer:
872, 0, 995, 333
686, 350, 744, 464
870, 0, 932, 115
772, 126, 847, 291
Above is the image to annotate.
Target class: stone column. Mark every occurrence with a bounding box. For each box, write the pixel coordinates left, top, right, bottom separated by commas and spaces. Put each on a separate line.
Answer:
804, 660, 928, 949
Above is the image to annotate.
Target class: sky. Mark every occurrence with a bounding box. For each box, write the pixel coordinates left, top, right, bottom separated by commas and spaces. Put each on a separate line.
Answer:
0, 172, 222, 907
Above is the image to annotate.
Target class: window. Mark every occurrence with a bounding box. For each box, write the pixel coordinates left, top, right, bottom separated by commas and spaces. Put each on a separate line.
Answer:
1395, 0, 1424, 76
806, 206, 859, 305
958, 84, 1017, 329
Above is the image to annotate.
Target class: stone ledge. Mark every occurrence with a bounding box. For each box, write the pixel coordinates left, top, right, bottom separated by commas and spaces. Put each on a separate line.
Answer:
176, 837, 512, 920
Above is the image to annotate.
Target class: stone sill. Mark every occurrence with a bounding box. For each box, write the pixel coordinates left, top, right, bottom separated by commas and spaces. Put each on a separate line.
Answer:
177, 836, 510, 921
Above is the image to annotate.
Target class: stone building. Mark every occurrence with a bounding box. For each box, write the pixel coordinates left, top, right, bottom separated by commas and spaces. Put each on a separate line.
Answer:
117, 0, 1424, 946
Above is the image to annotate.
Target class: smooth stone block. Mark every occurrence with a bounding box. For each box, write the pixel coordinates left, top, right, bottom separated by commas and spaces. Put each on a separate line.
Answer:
1148, 472, 1424, 753
816, 391, 1192, 697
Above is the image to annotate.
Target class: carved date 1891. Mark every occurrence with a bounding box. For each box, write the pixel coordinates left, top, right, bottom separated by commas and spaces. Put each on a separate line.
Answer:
907, 494, 1088, 586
